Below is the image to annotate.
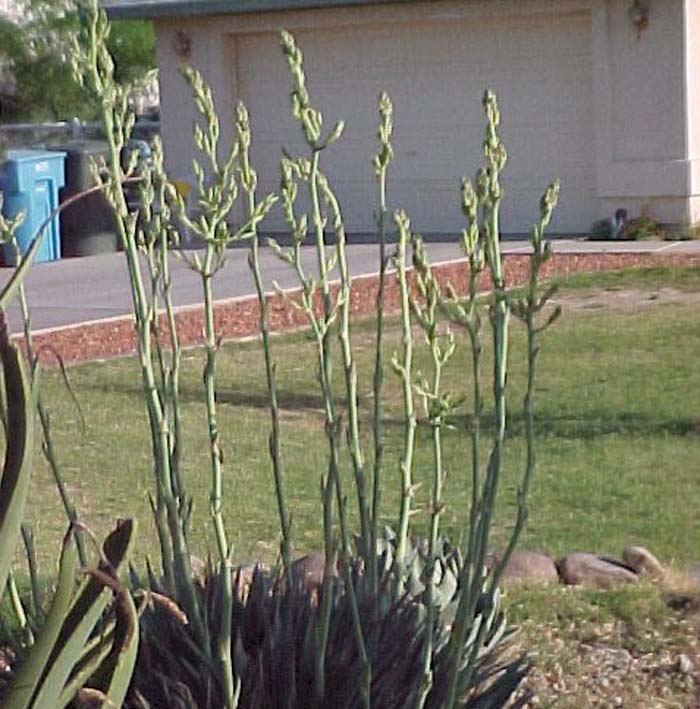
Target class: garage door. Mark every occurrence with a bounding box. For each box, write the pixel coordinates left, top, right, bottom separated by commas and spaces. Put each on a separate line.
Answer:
234, 11, 596, 235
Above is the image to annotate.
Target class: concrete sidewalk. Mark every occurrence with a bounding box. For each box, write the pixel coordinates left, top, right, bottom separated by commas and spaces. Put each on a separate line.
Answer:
1, 237, 698, 334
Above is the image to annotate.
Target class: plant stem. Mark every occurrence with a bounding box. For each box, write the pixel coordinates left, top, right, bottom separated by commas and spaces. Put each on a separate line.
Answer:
450, 93, 511, 699
393, 211, 416, 594
416, 346, 444, 709
443, 261, 483, 707
317, 174, 371, 564
76, 25, 205, 643
369, 91, 392, 595
369, 214, 385, 596
201, 246, 236, 709
237, 105, 293, 583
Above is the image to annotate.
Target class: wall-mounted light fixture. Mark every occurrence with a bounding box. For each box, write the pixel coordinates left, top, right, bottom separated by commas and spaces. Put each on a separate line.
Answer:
629, 0, 649, 39
174, 29, 192, 59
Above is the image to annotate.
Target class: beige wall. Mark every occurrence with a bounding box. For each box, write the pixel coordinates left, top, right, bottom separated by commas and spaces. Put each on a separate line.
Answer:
684, 0, 700, 223
592, 0, 695, 224
155, 0, 700, 231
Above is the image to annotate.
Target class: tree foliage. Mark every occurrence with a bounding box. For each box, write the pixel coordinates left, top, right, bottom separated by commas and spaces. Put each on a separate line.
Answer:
0, 1, 155, 123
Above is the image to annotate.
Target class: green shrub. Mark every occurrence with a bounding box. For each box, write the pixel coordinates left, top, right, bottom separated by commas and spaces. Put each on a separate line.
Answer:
620, 216, 666, 241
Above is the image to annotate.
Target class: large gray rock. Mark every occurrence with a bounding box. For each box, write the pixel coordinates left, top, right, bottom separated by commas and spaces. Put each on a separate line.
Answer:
233, 563, 269, 600
292, 553, 337, 592
487, 550, 559, 586
621, 546, 665, 580
557, 553, 639, 588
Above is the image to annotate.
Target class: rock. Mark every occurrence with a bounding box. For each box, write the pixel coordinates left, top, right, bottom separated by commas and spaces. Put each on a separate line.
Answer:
674, 653, 694, 674
234, 562, 268, 590
622, 545, 665, 580
557, 553, 639, 588
292, 553, 337, 592
190, 555, 207, 582
487, 551, 559, 586
232, 563, 269, 601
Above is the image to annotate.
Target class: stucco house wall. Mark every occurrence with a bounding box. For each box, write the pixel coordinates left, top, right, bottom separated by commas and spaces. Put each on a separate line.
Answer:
106, 0, 700, 234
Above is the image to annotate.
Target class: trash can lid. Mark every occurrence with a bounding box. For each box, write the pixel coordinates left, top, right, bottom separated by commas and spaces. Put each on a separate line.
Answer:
4, 149, 67, 163
48, 140, 110, 157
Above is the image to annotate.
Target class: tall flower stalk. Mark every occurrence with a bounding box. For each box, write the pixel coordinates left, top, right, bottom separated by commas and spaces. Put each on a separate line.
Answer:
276, 30, 370, 706
494, 180, 560, 583
443, 93, 560, 706
137, 137, 190, 582
391, 210, 417, 593
411, 236, 456, 707
71, 0, 206, 651
369, 91, 394, 595
175, 64, 275, 709
441, 90, 511, 704
236, 103, 293, 583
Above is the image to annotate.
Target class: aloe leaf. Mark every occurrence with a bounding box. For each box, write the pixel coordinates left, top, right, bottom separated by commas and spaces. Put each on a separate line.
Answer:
3, 530, 78, 709
76, 568, 140, 708
31, 520, 136, 708
0, 327, 36, 599
56, 622, 115, 707
102, 588, 139, 706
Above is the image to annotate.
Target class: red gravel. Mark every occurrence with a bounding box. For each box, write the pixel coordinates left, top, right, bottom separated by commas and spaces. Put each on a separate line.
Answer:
20, 252, 700, 366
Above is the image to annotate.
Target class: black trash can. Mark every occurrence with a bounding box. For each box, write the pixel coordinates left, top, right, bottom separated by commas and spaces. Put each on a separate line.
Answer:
52, 140, 119, 257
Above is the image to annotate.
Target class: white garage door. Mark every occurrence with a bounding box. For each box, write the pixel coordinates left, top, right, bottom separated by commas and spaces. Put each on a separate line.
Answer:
234, 11, 596, 235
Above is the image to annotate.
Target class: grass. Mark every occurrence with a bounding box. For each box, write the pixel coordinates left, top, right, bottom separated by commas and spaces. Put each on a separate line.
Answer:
25, 264, 700, 573
10, 263, 700, 705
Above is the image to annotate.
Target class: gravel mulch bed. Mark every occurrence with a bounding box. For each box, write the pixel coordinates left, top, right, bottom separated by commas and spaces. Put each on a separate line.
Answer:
20, 251, 700, 365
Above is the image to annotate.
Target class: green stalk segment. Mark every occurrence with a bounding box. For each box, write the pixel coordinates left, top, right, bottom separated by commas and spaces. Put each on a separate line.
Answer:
410, 237, 456, 709
369, 91, 394, 595
236, 102, 293, 583
391, 210, 416, 594
278, 30, 370, 706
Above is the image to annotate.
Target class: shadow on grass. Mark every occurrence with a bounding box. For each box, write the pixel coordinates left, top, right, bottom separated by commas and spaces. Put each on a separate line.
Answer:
84, 380, 344, 414
438, 410, 700, 440
84, 379, 700, 440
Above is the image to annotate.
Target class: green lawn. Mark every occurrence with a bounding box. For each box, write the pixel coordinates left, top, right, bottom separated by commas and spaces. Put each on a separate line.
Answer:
24, 265, 700, 579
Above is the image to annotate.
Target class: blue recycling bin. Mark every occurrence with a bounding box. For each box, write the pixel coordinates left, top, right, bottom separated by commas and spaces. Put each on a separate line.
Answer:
1, 149, 66, 265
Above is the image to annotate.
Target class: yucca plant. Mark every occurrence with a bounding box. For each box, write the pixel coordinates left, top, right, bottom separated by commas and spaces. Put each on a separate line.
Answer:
58, 2, 562, 706
125, 549, 530, 708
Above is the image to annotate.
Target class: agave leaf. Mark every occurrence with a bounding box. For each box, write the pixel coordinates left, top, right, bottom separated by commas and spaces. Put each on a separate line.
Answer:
31, 520, 136, 708
0, 327, 37, 600
3, 530, 78, 709
465, 655, 531, 708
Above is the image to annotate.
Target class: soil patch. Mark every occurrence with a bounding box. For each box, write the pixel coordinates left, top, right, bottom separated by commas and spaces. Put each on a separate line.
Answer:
551, 287, 700, 313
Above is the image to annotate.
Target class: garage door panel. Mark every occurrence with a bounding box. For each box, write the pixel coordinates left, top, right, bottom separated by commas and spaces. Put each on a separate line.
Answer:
236, 12, 595, 234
